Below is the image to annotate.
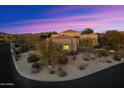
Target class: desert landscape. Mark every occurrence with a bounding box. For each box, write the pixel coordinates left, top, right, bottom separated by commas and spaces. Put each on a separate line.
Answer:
0, 5, 124, 88
9, 29, 124, 81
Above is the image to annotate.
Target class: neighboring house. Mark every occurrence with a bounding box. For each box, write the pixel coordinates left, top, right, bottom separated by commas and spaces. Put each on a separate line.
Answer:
51, 30, 98, 51
80, 33, 98, 47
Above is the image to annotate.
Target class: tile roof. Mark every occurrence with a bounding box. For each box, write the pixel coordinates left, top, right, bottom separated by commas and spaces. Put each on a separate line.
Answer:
54, 34, 74, 39
62, 29, 80, 33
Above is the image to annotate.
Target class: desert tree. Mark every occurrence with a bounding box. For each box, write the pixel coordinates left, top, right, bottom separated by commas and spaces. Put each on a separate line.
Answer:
37, 40, 65, 65
99, 30, 121, 49
81, 28, 94, 34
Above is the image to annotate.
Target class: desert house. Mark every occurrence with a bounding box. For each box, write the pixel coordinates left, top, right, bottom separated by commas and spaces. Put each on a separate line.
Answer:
80, 33, 98, 47
51, 30, 98, 51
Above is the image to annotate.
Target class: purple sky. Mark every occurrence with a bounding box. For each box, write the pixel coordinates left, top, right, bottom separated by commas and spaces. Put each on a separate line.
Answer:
0, 5, 124, 34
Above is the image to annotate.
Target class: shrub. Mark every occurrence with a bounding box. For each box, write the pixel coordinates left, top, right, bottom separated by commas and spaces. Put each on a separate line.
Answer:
15, 57, 19, 61
70, 51, 78, 55
15, 54, 20, 61
83, 57, 89, 61
32, 62, 41, 69
32, 68, 40, 74
66, 51, 78, 56
49, 70, 56, 74
14, 44, 20, 47
58, 71, 67, 77
94, 44, 102, 49
105, 46, 112, 50
58, 66, 62, 71
28, 54, 40, 63
99, 50, 109, 57
20, 44, 31, 53
78, 65, 85, 70
113, 55, 121, 61
58, 57, 68, 65
72, 55, 76, 61
11, 46, 15, 51
15, 50, 20, 55
91, 57, 96, 60
106, 60, 112, 63
78, 64, 88, 70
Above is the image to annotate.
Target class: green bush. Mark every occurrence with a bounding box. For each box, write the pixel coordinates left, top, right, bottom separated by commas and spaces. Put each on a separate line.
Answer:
20, 44, 31, 53
94, 44, 102, 49
11, 46, 20, 54
58, 57, 68, 65
15, 50, 20, 55
113, 55, 121, 61
49, 70, 56, 74
78, 64, 88, 70
106, 60, 112, 63
72, 55, 76, 61
78, 65, 85, 70
83, 57, 89, 61
32, 62, 41, 69
14, 44, 20, 47
98, 50, 109, 57
28, 54, 40, 63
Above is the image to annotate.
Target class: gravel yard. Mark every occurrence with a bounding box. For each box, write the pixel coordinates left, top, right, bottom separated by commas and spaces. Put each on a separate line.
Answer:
11, 49, 124, 82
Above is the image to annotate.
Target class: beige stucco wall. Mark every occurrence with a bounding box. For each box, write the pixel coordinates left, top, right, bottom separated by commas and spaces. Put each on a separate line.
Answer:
51, 33, 98, 50
71, 38, 78, 51
51, 34, 60, 38
81, 33, 98, 39
61, 32, 81, 37
53, 38, 78, 51
80, 34, 98, 45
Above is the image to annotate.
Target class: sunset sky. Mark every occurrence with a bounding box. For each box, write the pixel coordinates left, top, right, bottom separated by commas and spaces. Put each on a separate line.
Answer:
0, 5, 124, 34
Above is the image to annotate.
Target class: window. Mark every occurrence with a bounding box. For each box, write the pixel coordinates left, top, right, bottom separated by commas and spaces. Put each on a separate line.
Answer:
63, 45, 70, 50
